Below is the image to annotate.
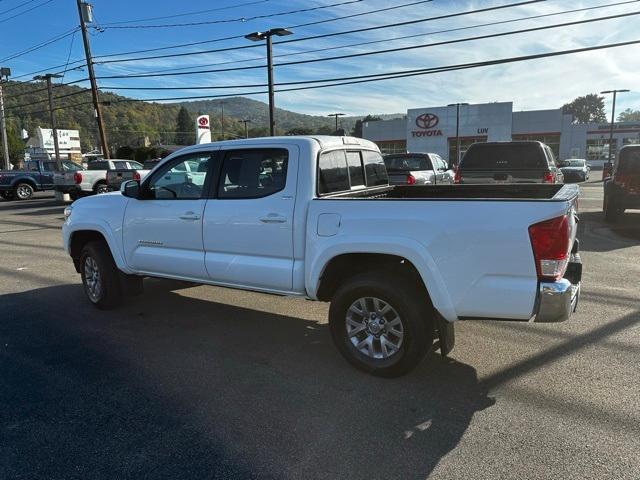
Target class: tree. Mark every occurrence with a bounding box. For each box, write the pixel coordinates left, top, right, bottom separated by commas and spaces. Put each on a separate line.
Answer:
562, 94, 606, 123
617, 108, 640, 122
174, 106, 193, 145
316, 125, 333, 135
285, 126, 313, 136
0, 127, 25, 168
351, 114, 383, 138
115, 145, 135, 159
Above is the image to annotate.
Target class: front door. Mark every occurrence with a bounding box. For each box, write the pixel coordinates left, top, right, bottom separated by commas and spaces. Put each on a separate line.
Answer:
123, 152, 215, 279
203, 146, 298, 292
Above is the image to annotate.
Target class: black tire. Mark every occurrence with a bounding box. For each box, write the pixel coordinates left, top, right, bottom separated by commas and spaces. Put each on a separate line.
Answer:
94, 182, 109, 195
0, 191, 14, 200
69, 191, 80, 201
604, 195, 623, 223
14, 183, 34, 200
79, 240, 123, 309
329, 270, 434, 377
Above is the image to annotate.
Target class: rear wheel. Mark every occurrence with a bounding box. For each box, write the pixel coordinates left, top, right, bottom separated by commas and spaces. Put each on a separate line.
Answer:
80, 241, 123, 309
94, 182, 109, 195
329, 271, 434, 377
15, 183, 34, 200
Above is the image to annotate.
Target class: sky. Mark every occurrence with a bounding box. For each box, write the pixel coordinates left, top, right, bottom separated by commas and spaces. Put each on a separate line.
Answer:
1, 0, 639, 117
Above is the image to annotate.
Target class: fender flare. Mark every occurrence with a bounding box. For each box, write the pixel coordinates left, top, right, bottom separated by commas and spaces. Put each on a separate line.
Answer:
66, 221, 133, 274
306, 236, 458, 322
11, 176, 38, 190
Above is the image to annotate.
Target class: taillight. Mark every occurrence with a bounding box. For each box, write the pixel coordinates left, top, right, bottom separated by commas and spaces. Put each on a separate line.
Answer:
454, 170, 462, 184
133, 171, 141, 181
543, 172, 554, 183
528, 215, 571, 281
406, 174, 416, 185
74, 172, 82, 184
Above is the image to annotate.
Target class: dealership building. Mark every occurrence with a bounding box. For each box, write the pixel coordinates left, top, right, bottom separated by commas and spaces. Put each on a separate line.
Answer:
362, 102, 640, 164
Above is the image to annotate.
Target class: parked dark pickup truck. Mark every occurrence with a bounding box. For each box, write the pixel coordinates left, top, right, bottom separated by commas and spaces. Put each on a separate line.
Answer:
455, 141, 564, 184
0, 160, 83, 200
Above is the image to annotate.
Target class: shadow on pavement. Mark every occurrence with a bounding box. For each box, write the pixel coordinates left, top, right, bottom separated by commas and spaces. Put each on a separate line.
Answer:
577, 210, 640, 252
0, 197, 61, 212
0, 281, 493, 480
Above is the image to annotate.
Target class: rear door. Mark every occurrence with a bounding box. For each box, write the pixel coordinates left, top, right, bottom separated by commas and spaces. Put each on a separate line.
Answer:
41, 161, 60, 189
202, 146, 298, 292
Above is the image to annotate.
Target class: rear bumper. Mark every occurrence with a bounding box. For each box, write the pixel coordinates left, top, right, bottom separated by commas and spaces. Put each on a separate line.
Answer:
533, 252, 582, 323
55, 184, 80, 194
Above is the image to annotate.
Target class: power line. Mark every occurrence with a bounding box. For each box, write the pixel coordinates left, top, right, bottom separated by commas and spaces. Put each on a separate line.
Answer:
8, 38, 639, 116
7, 59, 86, 81
59, 29, 79, 82
88, 10, 640, 81
103, 0, 640, 79
102, 0, 366, 29
0, 0, 55, 24
101, 0, 272, 26
0, 0, 39, 16
0, 27, 78, 63
93, 0, 437, 59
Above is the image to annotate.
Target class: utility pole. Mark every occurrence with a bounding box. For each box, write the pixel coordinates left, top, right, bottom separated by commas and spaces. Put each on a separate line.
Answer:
76, 0, 110, 158
0, 67, 10, 170
328, 113, 346, 135
245, 28, 293, 136
219, 101, 225, 140
601, 89, 630, 166
448, 102, 469, 167
34, 74, 63, 170
239, 119, 251, 138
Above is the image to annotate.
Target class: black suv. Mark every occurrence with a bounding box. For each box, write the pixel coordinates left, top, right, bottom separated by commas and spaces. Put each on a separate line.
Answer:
603, 145, 640, 222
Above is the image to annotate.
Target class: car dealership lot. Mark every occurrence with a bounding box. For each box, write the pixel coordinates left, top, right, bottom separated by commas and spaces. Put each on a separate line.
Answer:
1, 184, 638, 479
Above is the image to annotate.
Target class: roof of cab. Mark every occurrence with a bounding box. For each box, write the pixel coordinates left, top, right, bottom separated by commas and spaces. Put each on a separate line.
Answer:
174, 135, 379, 154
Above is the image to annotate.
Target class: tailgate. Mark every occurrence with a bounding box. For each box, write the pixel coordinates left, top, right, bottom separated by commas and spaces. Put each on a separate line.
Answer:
460, 169, 545, 184
54, 172, 77, 186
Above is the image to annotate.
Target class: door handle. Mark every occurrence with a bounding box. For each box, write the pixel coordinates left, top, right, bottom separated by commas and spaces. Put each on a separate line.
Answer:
179, 212, 201, 220
259, 214, 287, 224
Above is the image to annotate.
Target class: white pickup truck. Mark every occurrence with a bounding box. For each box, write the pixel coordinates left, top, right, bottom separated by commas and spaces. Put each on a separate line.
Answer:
54, 159, 149, 198
62, 136, 582, 377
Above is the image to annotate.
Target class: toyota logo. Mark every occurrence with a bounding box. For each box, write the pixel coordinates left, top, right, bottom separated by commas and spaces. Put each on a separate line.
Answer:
198, 117, 209, 126
415, 113, 439, 129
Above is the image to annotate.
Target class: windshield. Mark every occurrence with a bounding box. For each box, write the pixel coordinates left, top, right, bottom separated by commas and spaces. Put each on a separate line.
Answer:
617, 148, 640, 173
461, 144, 548, 170
384, 155, 431, 172
561, 160, 585, 167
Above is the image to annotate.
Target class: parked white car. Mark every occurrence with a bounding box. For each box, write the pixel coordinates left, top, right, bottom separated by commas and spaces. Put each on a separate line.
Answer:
62, 136, 582, 377
54, 159, 148, 198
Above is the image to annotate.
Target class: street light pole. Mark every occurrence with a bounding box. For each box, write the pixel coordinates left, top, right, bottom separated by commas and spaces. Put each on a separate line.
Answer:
328, 113, 346, 135
0, 67, 10, 170
448, 102, 469, 166
601, 89, 630, 165
34, 73, 63, 171
245, 28, 293, 136
219, 101, 225, 140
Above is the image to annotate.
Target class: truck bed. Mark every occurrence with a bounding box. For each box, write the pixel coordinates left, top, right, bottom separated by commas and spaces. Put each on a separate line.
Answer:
322, 183, 577, 201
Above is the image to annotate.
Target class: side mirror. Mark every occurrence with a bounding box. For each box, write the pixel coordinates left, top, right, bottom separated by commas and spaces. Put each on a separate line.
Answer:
121, 180, 140, 199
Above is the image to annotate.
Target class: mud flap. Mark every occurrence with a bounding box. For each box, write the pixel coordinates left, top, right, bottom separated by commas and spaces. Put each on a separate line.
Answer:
435, 313, 455, 357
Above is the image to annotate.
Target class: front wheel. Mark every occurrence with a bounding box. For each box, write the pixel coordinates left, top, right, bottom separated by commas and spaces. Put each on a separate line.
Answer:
329, 271, 434, 377
94, 182, 109, 195
80, 241, 123, 309
14, 183, 34, 200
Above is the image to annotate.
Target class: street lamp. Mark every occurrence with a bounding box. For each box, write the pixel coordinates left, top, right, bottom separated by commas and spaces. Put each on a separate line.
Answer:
448, 102, 469, 167
238, 119, 251, 138
34, 73, 63, 171
600, 89, 630, 166
245, 28, 293, 136
0, 67, 10, 170
328, 113, 346, 135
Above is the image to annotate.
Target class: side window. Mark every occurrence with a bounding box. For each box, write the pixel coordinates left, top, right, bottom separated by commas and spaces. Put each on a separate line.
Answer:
218, 148, 288, 199
147, 154, 211, 200
318, 150, 349, 194
345, 151, 365, 187
113, 161, 129, 169
62, 161, 81, 172
43, 161, 57, 172
88, 161, 108, 170
128, 161, 143, 169
362, 150, 388, 186
26, 161, 38, 172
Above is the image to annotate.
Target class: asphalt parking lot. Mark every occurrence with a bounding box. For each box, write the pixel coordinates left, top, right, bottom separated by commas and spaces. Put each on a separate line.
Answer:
1, 183, 639, 480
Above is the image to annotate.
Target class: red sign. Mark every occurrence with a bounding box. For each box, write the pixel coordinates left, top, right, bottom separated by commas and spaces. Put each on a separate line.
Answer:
415, 113, 439, 129
198, 116, 209, 128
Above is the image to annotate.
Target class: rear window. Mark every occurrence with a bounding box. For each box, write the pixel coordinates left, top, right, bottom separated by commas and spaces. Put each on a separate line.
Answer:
461, 144, 548, 171
362, 151, 388, 186
318, 150, 350, 194
88, 161, 108, 170
384, 155, 431, 172
617, 147, 640, 173
113, 161, 129, 169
